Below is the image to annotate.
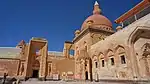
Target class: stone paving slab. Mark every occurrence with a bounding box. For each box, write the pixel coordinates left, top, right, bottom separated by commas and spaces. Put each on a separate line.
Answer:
21, 81, 149, 84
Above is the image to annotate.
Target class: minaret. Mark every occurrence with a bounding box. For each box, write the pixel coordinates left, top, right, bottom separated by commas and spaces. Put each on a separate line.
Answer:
93, 1, 102, 14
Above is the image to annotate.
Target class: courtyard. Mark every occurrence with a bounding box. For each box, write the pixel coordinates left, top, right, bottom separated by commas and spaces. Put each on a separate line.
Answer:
20, 79, 149, 84
21, 81, 149, 84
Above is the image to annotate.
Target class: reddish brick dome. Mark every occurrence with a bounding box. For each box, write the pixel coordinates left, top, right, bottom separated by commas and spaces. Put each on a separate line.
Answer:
81, 14, 112, 30
81, 1, 112, 31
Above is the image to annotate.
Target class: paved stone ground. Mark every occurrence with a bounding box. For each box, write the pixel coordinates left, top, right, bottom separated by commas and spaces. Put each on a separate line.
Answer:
20, 78, 150, 84
21, 81, 149, 84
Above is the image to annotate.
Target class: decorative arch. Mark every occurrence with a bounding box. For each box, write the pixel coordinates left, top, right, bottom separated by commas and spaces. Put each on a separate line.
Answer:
92, 54, 97, 59
106, 49, 114, 57
98, 53, 105, 68
141, 42, 150, 56
91, 51, 99, 59
92, 55, 98, 61
102, 49, 114, 62
97, 52, 104, 59
114, 45, 125, 52
115, 45, 125, 54
128, 26, 150, 45
127, 26, 150, 78
99, 52, 105, 58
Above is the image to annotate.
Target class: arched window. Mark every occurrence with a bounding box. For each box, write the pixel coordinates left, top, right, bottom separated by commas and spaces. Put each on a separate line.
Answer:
95, 62, 98, 68
110, 58, 115, 65
106, 49, 115, 66
99, 53, 105, 67
102, 60, 105, 67
93, 56, 98, 68
120, 55, 126, 64
115, 45, 126, 65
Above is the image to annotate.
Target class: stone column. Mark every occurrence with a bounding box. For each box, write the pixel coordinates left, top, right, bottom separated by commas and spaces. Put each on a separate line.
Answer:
39, 43, 48, 80
24, 43, 33, 79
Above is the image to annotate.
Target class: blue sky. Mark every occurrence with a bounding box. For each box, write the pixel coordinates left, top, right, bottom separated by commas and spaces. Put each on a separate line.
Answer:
0, 0, 142, 51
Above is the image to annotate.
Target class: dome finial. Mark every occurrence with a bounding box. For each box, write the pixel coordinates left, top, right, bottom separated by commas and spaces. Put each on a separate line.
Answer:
93, 1, 102, 14
95, 1, 99, 5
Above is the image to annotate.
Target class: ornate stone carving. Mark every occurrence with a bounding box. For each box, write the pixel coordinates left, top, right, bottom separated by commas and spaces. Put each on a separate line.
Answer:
141, 43, 150, 76
142, 43, 150, 57
119, 71, 127, 78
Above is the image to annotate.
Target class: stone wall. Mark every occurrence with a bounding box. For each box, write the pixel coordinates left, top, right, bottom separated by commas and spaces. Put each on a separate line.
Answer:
89, 12, 150, 80
0, 59, 20, 77
46, 55, 75, 79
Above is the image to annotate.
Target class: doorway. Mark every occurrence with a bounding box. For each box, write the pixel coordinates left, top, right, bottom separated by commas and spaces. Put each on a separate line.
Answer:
32, 70, 39, 78
85, 71, 88, 80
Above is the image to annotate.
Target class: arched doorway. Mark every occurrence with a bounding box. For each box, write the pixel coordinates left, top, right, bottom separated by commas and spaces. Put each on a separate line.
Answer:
24, 38, 48, 80
85, 71, 88, 80
32, 70, 39, 78
32, 60, 40, 78
84, 58, 92, 81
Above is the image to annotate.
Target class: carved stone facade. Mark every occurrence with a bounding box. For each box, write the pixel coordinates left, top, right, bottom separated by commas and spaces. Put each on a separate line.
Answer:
0, 0, 150, 82
70, 0, 150, 81
0, 38, 75, 80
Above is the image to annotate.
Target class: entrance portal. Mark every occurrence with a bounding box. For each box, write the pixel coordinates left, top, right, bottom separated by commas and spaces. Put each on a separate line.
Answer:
85, 71, 88, 80
32, 70, 39, 78
25, 38, 48, 78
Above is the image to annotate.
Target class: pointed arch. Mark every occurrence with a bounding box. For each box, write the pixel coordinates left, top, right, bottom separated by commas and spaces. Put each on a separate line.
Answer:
106, 49, 114, 57
98, 52, 105, 68
93, 55, 98, 61
128, 26, 150, 45
114, 45, 125, 54
92, 54, 98, 59
115, 45, 125, 51
141, 42, 150, 50
98, 52, 104, 58
127, 26, 150, 78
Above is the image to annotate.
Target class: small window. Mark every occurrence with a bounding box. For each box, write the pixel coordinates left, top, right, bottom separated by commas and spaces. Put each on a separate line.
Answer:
85, 64, 87, 66
95, 62, 98, 68
111, 58, 114, 65
85, 61, 87, 66
102, 60, 105, 67
121, 55, 126, 64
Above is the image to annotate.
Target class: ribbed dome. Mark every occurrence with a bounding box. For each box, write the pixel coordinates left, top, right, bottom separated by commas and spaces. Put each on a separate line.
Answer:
81, 1, 112, 31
